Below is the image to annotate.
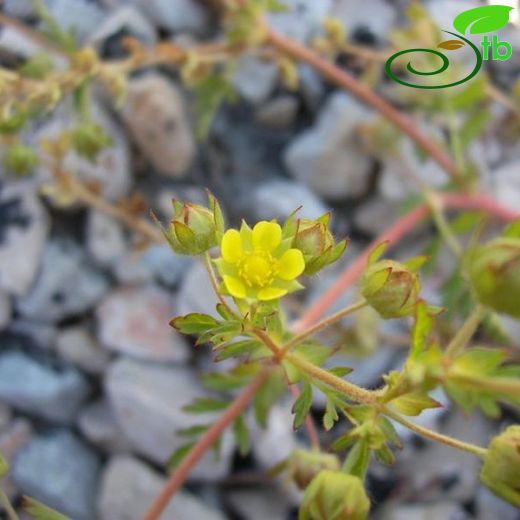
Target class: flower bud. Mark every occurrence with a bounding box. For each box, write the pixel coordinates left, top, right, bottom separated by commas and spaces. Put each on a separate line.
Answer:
293, 215, 347, 275
361, 260, 420, 319
3, 143, 38, 175
71, 122, 112, 162
465, 238, 520, 318
480, 425, 520, 507
300, 470, 370, 520
160, 193, 223, 255
290, 449, 340, 490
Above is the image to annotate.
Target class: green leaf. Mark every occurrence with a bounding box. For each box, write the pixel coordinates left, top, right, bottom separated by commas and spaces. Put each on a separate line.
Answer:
343, 438, 370, 478
197, 321, 243, 346
292, 380, 313, 430
367, 242, 388, 265
0, 451, 8, 477
410, 300, 433, 359
323, 397, 339, 431
390, 391, 442, 416
176, 424, 210, 438
167, 442, 195, 470
233, 415, 250, 456
254, 371, 286, 428
33, 0, 77, 53
327, 367, 354, 378
503, 219, 520, 239
171, 313, 220, 335
183, 398, 229, 414
214, 339, 265, 361
22, 497, 70, 520
375, 444, 396, 465
459, 110, 492, 148
201, 371, 249, 392
453, 5, 513, 35
450, 76, 488, 111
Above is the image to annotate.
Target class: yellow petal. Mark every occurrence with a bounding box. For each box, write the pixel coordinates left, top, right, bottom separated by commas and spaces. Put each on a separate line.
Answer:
257, 287, 287, 301
221, 229, 242, 263
252, 221, 282, 252
278, 249, 305, 280
223, 275, 246, 298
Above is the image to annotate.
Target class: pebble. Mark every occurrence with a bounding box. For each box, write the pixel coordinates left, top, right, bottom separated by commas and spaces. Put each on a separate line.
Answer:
256, 95, 299, 129
284, 92, 374, 200
475, 486, 520, 520
135, 0, 210, 36
35, 102, 132, 202
354, 196, 401, 236
77, 399, 133, 453
122, 74, 195, 177
88, 5, 157, 48
251, 178, 329, 221
98, 455, 227, 520
55, 325, 111, 375
105, 358, 234, 479
490, 159, 520, 213
12, 430, 101, 520
16, 238, 108, 323
232, 55, 279, 105
379, 500, 469, 520
86, 209, 127, 269
0, 181, 49, 297
226, 486, 291, 520
97, 285, 190, 362
0, 351, 90, 423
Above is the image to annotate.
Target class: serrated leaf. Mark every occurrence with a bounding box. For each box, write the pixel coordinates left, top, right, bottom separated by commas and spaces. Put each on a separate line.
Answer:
197, 321, 243, 346
390, 391, 442, 416
254, 371, 286, 428
233, 415, 250, 456
323, 398, 339, 431
410, 300, 433, 359
183, 398, 229, 414
343, 438, 370, 478
176, 424, 210, 438
214, 339, 266, 361
327, 367, 354, 378
171, 313, 220, 335
375, 444, 396, 465
437, 39, 466, 50
201, 372, 249, 392
453, 5, 513, 35
292, 381, 313, 430
23, 497, 70, 520
167, 442, 195, 470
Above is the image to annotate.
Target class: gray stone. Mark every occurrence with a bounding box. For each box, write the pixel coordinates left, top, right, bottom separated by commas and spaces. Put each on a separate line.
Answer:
35, 102, 132, 202
226, 487, 291, 520
3, 0, 34, 17
0, 291, 12, 331
88, 6, 157, 48
98, 455, 226, 520
175, 260, 222, 319
78, 399, 133, 453
251, 179, 329, 221
490, 160, 520, 212
233, 55, 279, 105
42, 0, 105, 44
476, 486, 520, 520
256, 95, 299, 128
135, 0, 210, 35
0, 181, 49, 297
379, 500, 469, 520
331, 0, 397, 41
17, 239, 108, 323
354, 196, 401, 236
0, 351, 90, 423
122, 74, 195, 177
106, 358, 234, 479
12, 430, 101, 520
86, 210, 126, 269
6, 320, 57, 350
298, 64, 325, 110
0, 403, 12, 433
284, 92, 374, 200
267, 0, 332, 43
97, 285, 190, 362
55, 325, 111, 374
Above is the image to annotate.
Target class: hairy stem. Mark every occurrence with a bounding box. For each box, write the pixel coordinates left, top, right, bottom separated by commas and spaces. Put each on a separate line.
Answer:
384, 408, 487, 459
444, 305, 486, 359
143, 369, 271, 520
284, 353, 378, 405
282, 300, 367, 354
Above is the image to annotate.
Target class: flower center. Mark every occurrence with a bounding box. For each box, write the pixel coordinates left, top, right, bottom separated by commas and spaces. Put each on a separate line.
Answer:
238, 252, 278, 288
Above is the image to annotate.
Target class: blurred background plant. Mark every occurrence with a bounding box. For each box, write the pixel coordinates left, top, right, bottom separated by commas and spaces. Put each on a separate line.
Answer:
0, 0, 519, 519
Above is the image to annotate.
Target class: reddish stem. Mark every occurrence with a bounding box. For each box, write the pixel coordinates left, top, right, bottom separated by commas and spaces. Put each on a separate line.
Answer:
297, 193, 519, 329
143, 369, 270, 520
265, 27, 460, 181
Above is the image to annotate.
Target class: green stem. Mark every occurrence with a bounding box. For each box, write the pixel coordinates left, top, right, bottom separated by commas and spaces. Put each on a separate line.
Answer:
203, 252, 239, 319
282, 300, 367, 354
444, 305, 486, 359
0, 488, 19, 520
284, 352, 378, 404
383, 407, 487, 459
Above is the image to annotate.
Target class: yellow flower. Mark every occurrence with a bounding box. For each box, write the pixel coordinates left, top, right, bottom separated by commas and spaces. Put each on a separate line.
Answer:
215, 220, 305, 301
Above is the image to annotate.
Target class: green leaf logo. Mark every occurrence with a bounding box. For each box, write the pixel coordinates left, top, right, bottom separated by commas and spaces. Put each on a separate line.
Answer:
453, 5, 513, 34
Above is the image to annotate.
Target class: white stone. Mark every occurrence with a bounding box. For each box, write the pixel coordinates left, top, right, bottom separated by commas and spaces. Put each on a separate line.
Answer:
0, 181, 49, 297
97, 285, 190, 362
491, 160, 520, 212
87, 210, 126, 269
233, 55, 279, 105
122, 74, 195, 177
106, 358, 234, 480
284, 92, 374, 200
256, 95, 299, 128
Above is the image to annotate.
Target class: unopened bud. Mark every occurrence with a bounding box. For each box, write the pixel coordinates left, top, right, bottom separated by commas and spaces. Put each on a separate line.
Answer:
71, 122, 112, 162
3, 143, 38, 175
290, 449, 340, 490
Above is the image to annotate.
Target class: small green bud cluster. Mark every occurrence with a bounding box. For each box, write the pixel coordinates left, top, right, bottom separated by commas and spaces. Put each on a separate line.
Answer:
3, 143, 38, 176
